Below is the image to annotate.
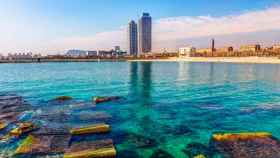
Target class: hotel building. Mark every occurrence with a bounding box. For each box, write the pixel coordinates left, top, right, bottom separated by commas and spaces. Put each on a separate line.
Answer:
128, 20, 138, 56
138, 13, 152, 54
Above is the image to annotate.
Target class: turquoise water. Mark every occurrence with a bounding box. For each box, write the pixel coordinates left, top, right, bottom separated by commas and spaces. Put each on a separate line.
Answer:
1, 62, 280, 157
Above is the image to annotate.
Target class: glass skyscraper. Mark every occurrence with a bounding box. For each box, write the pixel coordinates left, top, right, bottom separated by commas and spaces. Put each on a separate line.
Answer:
128, 20, 138, 56
138, 13, 152, 54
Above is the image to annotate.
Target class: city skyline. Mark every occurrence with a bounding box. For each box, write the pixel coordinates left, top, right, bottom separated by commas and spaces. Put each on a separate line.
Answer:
1, 1, 280, 55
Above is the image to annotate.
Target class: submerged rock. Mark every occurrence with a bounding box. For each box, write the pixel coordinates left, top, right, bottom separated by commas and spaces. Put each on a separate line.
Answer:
127, 133, 158, 148
183, 142, 214, 158
76, 111, 112, 121
70, 123, 110, 135
64, 139, 116, 158
53, 96, 73, 102
150, 149, 175, 158
164, 124, 194, 136
93, 96, 121, 104
210, 132, 280, 158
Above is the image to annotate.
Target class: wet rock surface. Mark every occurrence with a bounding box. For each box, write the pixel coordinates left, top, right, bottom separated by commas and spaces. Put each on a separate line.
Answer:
15, 134, 71, 155
65, 139, 116, 158
93, 96, 121, 104
0, 95, 31, 124
211, 135, 280, 158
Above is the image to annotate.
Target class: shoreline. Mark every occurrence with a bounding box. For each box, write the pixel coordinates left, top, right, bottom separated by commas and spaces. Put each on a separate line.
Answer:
129, 57, 280, 64
1, 57, 280, 64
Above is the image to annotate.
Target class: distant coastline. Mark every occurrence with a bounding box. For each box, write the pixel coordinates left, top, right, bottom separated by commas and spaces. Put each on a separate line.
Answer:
1, 56, 280, 64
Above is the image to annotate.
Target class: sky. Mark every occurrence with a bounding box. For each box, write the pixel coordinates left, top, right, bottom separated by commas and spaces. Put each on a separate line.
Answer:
1, 0, 280, 55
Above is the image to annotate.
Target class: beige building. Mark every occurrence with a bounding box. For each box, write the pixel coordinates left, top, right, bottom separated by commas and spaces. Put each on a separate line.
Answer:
217, 46, 234, 52
179, 47, 196, 57
240, 44, 261, 52
273, 44, 280, 50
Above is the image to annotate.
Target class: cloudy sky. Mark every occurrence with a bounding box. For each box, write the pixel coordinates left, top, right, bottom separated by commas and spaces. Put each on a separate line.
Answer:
0, 0, 280, 55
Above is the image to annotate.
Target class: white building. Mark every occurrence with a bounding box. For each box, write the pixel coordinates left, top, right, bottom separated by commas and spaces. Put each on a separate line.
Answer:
179, 46, 196, 57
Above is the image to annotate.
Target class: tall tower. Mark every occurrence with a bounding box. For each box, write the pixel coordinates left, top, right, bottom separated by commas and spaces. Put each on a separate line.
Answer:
211, 38, 215, 57
128, 20, 138, 56
138, 13, 152, 54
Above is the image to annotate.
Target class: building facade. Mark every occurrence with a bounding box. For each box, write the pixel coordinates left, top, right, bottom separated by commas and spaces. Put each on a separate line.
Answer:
128, 20, 138, 56
179, 47, 196, 57
240, 44, 261, 52
138, 13, 152, 54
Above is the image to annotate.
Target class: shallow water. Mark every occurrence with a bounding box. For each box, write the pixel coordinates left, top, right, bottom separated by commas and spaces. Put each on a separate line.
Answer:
1, 61, 280, 158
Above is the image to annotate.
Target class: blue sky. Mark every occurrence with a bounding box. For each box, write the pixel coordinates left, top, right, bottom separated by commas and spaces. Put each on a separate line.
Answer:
1, 0, 280, 54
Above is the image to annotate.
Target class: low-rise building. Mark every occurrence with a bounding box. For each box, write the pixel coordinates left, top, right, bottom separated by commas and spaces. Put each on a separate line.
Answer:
240, 44, 261, 52
87, 51, 98, 57
179, 46, 196, 57
66, 49, 87, 57
7, 53, 33, 60
217, 46, 234, 52
273, 44, 280, 50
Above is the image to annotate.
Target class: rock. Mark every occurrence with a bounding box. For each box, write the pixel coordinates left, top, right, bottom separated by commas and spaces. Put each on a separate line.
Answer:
15, 134, 71, 155
34, 112, 71, 123
31, 126, 70, 136
70, 123, 110, 135
183, 142, 213, 158
150, 149, 174, 158
0, 112, 21, 121
210, 132, 280, 158
0, 121, 7, 130
10, 122, 37, 137
54, 96, 73, 101
64, 139, 116, 158
76, 111, 112, 121
0, 134, 11, 143
164, 124, 194, 136
127, 133, 158, 148
93, 96, 121, 104
194, 154, 207, 158
212, 132, 272, 142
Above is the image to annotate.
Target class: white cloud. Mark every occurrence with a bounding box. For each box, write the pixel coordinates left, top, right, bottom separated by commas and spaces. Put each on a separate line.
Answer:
1, 6, 280, 54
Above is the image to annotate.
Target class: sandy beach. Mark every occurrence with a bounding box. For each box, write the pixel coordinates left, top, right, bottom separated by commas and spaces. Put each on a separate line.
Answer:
130, 57, 280, 64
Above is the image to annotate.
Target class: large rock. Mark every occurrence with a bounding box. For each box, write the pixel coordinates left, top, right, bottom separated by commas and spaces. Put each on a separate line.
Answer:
210, 132, 280, 158
10, 122, 37, 137
70, 123, 110, 135
54, 96, 73, 101
15, 134, 71, 155
64, 139, 116, 158
0, 121, 7, 130
93, 96, 121, 104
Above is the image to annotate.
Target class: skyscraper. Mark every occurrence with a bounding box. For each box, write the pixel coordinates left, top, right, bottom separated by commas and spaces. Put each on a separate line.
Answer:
138, 13, 152, 54
128, 20, 138, 56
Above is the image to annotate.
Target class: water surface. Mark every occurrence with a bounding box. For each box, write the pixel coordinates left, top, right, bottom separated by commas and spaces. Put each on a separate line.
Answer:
1, 62, 280, 157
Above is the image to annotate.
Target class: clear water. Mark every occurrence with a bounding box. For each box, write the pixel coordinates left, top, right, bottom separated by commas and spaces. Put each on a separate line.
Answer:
1, 61, 280, 158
